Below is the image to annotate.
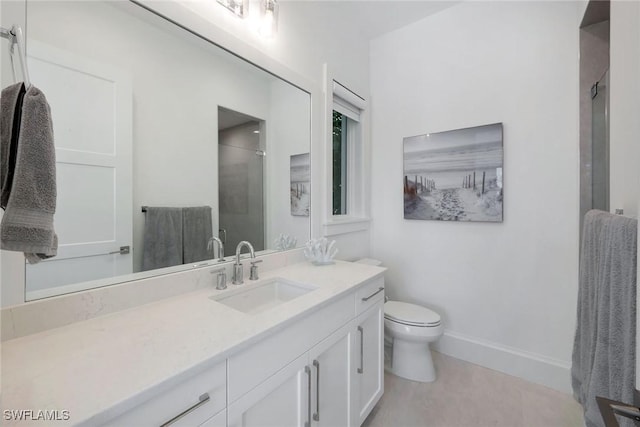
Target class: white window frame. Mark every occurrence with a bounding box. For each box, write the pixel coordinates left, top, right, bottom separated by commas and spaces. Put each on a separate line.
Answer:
323, 71, 371, 237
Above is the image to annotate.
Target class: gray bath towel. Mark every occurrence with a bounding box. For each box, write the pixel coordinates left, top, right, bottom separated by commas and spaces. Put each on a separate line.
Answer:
572, 210, 637, 427
182, 206, 213, 264
1, 85, 57, 263
141, 207, 183, 271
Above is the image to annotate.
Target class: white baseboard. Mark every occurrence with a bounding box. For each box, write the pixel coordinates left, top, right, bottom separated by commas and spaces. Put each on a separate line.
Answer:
432, 330, 573, 394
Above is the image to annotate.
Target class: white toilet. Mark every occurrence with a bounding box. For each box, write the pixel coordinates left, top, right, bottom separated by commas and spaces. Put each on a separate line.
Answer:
384, 300, 443, 382
355, 258, 444, 383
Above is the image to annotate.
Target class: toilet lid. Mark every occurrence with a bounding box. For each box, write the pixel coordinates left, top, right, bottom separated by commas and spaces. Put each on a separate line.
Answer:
384, 301, 441, 327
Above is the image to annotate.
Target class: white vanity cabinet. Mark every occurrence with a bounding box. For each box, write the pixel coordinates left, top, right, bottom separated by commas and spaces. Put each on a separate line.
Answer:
227, 276, 384, 427
228, 322, 354, 427
100, 359, 227, 427
97, 275, 384, 427
226, 292, 356, 427
199, 411, 227, 427
228, 353, 310, 427
308, 323, 354, 427
354, 301, 385, 426
353, 277, 385, 425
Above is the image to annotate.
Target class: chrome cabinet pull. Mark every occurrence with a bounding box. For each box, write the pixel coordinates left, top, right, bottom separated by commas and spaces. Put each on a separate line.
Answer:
357, 326, 364, 374
305, 365, 312, 427
361, 287, 384, 302
313, 360, 320, 421
160, 393, 210, 427
108, 246, 130, 255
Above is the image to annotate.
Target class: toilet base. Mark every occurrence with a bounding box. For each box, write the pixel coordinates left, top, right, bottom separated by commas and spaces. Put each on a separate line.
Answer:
389, 339, 436, 382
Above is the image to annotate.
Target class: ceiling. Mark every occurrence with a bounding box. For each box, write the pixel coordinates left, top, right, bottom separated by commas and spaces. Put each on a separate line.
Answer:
283, 0, 459, 40
218, 107, 260, 130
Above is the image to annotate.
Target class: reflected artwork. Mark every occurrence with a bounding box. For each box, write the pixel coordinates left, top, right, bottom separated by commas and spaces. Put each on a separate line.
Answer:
290, 153, 310, 216
403, 123, 503, 222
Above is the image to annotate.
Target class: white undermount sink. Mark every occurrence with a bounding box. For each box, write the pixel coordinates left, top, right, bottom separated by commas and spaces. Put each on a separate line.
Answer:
210, 278, 317, 315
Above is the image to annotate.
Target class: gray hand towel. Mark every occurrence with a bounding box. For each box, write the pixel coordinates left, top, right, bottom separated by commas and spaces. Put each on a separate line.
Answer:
141, 207, 183, 271
572, 210, 637, 427
182, 206, 213, 264
1, 85, 58, 263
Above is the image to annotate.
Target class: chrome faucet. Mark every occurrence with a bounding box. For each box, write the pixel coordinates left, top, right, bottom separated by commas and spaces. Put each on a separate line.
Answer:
232, 241, 255, 285
210, 267, 227, 290
207, 236, 225, 262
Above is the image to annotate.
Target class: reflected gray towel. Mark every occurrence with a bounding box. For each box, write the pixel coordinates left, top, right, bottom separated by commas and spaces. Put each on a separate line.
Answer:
572, 210, 637, 427
142, 207, 183, 271
0, 85, 58, 263
182, 206, 213, 264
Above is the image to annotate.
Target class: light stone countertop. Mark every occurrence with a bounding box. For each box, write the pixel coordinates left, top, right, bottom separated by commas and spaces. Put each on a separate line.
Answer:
1, 261, 385, 426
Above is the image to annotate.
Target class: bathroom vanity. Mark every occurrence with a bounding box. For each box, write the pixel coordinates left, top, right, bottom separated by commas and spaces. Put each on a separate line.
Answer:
2, 261, 385, 427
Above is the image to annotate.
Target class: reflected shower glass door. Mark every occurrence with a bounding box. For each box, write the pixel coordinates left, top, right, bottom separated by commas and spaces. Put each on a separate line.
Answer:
218, 108, 265, 257
591, 70, 609, 212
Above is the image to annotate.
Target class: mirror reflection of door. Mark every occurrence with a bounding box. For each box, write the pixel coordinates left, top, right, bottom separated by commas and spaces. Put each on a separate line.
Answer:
24, 41, 133, 300
218, 107, 265, 257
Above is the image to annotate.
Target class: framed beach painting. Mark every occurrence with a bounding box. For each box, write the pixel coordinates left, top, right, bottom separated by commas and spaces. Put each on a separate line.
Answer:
290, 153, 310, 216
403, 123, 503, 222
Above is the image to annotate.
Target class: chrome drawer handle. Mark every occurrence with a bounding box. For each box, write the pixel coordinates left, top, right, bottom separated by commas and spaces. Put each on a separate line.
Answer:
313, 360, 320, 421
357, 326, 364, 374
305, 365, 312, 427
362, 287, 384, 302
160, 393, 210, 426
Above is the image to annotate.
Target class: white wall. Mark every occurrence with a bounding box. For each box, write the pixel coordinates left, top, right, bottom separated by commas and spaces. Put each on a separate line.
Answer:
370, 1, 580, 392
609, 0, 640, 218
266, 79, 312, 249
179, 0, 371, 98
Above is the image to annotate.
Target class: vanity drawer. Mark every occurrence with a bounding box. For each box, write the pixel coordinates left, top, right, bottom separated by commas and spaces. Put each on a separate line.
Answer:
355, 276, 385, 315
228, 293, 354, 403
101, 360, 226, 427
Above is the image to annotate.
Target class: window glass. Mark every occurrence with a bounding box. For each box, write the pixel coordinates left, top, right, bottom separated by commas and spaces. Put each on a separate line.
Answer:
332, 111, 347, 215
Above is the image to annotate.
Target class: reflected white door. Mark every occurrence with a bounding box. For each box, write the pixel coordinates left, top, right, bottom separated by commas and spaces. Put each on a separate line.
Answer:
24, 41, 132, 300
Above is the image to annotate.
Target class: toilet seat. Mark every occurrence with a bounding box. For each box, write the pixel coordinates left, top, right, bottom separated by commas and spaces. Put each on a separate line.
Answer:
384, 301, 441, 327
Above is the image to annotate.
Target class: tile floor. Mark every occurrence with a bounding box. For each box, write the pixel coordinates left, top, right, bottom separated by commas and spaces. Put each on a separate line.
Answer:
362, 351, 584, 427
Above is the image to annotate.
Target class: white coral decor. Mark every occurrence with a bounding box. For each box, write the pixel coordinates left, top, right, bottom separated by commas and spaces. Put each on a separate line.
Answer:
274, 234, 297, 251
304, 238, 338, 265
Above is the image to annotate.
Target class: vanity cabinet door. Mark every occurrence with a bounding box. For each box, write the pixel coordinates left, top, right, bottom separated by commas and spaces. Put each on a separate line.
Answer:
354, 301, 384, 426
308, 323, 354, 427
228, 353, 310, 427
199, 410, 226, 427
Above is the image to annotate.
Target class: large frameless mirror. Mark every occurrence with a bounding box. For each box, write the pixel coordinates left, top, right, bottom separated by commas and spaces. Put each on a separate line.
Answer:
23, 0, 311, 300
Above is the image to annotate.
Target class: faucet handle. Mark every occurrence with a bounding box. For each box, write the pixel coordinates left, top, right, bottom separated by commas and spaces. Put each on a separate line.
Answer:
249, 259, 263, 281
210, 267, 227, 290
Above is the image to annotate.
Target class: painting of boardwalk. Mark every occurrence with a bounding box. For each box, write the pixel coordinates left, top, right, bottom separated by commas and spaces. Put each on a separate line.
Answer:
290, 153, 310, 216
403, 123, 503, 222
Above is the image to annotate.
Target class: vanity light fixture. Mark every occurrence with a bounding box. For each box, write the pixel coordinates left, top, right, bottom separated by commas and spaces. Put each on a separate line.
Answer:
259, 0, 279, 38
217, 0, 249, 18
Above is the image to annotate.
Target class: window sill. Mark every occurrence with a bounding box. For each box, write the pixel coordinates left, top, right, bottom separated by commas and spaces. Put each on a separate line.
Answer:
323, 216, 371, 236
